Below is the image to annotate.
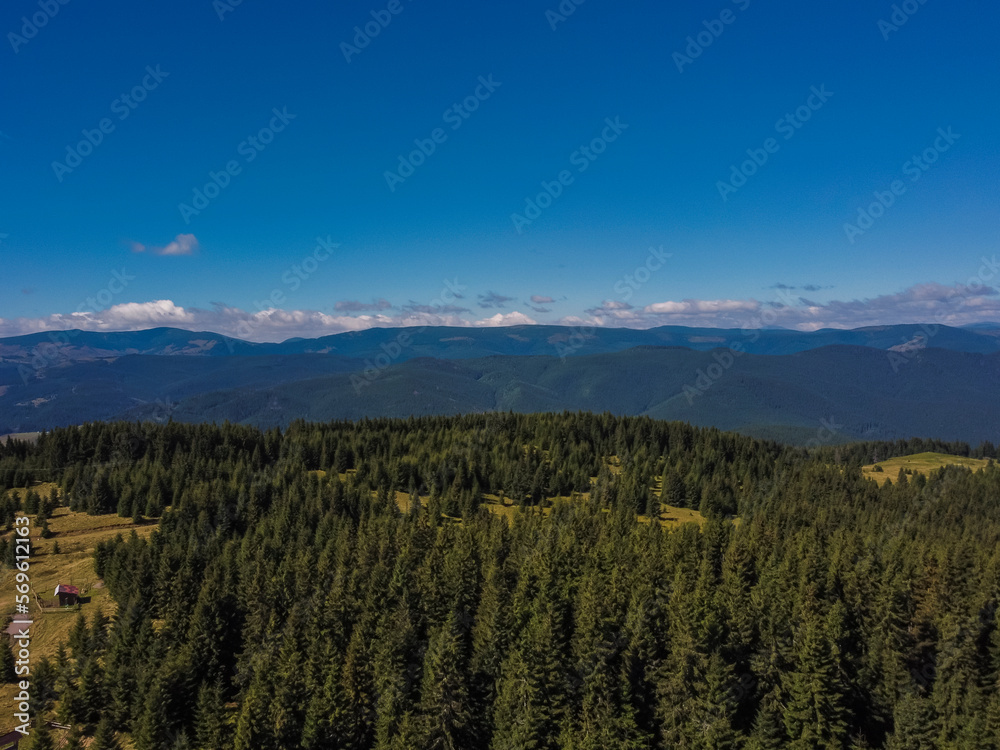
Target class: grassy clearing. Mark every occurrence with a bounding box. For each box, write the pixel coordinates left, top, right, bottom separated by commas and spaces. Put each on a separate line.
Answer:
862, 451, 992, 486
314, 467, 708, 528
0, 484, 154, 744
0, 433, 41, 445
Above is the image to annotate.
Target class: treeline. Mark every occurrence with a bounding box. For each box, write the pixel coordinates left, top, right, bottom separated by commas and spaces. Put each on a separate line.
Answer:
2, 414, 1000, 749
816, 436, 998, 466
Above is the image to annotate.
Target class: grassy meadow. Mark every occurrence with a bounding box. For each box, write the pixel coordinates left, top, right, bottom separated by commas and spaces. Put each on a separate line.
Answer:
862, 451, 993, 486
0, 483, 155, 746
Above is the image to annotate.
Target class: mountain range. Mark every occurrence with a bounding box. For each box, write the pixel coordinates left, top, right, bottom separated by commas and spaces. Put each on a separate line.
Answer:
2, 324, 998, 445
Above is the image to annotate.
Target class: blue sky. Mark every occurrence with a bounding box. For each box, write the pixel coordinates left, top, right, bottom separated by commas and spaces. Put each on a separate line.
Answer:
2, 0, 999, 340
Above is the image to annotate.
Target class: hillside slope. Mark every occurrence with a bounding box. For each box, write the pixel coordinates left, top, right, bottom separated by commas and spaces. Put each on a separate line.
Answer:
139, 346, 1000, 444
3, 322, 999, 365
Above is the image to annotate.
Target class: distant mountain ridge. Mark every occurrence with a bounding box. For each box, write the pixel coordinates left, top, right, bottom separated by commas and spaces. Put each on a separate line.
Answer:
2, 322, 999, 367
1, 325, 998, 446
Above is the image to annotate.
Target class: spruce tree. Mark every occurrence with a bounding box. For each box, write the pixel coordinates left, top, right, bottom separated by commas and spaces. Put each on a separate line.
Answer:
91, 716, 122, 750
68, 612, 88, 654
194, 680, 226, 750
419, 611, 473, 750
781, 596, 849, 749
0, 639, 15, 682
31, 720, 55, 750
63, 724, 84, 750
885, 691, 937, 750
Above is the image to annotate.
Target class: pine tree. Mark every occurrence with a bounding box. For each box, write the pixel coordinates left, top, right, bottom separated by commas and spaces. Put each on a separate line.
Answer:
31, 720, 55, 750
68, 611, 88, 654
419, 611, 473, 749
233, 664, 276, 750
746, 688, 788, 750
930, 616, 984, 747
470, 559, 511, 721
489, 649, 548, 750
0, 639, 15, 682
885, 691, 937, 750
75, 655, 107, 727
91, 716, 122, 750
372, 604, 419, 750
64, 724, 85, 750
269, 622, 308, 742
194, 680, 226, 750
986, 684, 1000, 749
88, 610, 111, 655
491, 608, 566, 750
301, 649, 347, 749
781, 595, 849, 749
134, 662, 191, 750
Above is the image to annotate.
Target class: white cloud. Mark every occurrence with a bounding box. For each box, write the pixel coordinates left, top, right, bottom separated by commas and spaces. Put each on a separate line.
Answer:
2, 280, 999, 342
643, 299, 759, 315
560, 281, 1000, 330
1, 300, 195, 336
132, 233, 199, 256
0, 301, 538, 342
473, 311, 539, 327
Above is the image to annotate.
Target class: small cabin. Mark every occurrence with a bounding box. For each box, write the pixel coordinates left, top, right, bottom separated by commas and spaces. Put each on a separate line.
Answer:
54, 584, 80, 606
0, 730, 24, 749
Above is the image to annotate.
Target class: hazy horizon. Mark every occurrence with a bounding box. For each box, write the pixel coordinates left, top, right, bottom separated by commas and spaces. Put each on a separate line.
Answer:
3, 0, 999, 340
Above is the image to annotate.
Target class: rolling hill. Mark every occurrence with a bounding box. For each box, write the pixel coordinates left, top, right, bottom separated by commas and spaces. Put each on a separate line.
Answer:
3, 322, 1000, 366
4, 334, 998, 444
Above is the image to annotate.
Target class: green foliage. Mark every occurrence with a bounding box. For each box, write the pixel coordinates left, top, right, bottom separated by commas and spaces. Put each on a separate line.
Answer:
31, 720, 55, 750
2, 414, 999, 748
0, 638, 15, 683
91, 716, 122, 750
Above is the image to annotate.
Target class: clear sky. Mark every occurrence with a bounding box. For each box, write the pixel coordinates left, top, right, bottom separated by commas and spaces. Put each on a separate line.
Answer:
2, 0, 999, 340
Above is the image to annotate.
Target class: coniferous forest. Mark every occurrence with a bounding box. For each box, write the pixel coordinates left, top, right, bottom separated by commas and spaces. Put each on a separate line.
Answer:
2, 412, 999, 749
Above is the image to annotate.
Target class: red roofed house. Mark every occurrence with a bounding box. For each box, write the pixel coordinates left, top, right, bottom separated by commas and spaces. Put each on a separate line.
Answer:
55, 584, 79, 606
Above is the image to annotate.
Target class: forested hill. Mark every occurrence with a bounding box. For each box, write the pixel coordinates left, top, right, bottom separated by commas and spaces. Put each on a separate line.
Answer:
3, 323, 999, 363
4, 343, 1000, 445
2, 414, 999, 748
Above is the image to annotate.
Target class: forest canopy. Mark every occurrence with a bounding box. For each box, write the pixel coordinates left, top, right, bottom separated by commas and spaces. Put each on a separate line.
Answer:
1, 413, 998, 749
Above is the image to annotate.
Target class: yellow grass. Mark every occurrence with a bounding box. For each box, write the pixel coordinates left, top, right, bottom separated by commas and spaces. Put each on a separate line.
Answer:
862, 452, 992, 486
0, 484, 155, 745
317, 466, 710, 529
